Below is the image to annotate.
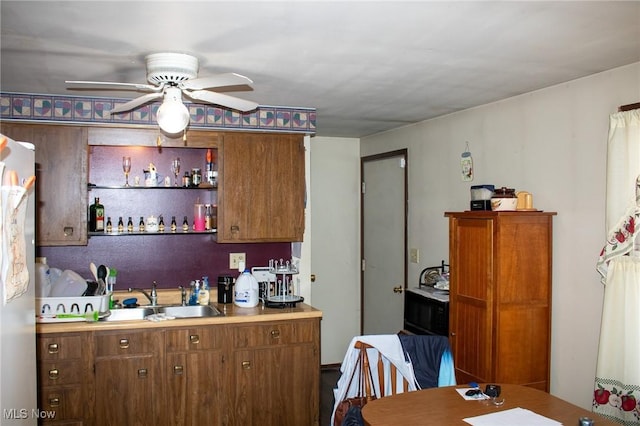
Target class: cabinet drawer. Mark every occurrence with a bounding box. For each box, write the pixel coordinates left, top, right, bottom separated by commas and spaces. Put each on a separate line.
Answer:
165, 327, 224, 352
233, 321, 315, 348
38, 361, 83, 386
95, 331, 160, 357
37, 335, 83, 361
39, 386, 83, 421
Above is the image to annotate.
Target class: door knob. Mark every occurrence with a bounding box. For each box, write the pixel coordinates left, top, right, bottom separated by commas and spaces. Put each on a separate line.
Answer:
393, 286, 403, 293
311, 274, 316, 282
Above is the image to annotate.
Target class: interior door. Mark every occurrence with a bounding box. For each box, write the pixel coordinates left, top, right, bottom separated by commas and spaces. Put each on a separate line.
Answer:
362, 150, 407, 334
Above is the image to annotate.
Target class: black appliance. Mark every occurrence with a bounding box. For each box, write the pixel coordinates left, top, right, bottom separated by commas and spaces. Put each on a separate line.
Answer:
403, 262, 449, 336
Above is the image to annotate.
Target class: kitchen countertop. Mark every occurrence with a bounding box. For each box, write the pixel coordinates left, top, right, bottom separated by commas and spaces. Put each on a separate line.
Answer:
36, 289, 322, 334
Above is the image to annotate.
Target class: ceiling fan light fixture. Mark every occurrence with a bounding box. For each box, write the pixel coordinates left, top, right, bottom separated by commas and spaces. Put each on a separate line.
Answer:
157, 87, 190, 134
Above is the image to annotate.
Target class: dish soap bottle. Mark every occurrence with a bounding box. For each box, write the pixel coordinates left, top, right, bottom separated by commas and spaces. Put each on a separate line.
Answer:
198, 276, 210, 305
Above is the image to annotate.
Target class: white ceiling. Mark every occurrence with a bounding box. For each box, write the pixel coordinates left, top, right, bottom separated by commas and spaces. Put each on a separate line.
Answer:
1, 1, 639, 138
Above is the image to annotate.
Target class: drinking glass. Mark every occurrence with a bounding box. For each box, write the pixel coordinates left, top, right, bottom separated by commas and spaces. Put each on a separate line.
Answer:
122, 156, 131, 187
171, 158, 181, 186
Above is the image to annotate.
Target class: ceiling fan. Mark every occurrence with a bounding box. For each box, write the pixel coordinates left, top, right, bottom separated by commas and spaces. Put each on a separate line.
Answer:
66, 52, 259, 133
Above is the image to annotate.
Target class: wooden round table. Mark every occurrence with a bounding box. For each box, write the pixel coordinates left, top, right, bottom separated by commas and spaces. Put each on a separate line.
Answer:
361, 384, 617, 425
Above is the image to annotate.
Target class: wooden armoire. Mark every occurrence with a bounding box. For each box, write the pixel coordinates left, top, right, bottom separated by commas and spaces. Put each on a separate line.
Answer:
445, 211, 556, 391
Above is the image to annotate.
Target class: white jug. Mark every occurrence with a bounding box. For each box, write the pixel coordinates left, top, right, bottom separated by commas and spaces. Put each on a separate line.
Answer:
234, 270, 259, 308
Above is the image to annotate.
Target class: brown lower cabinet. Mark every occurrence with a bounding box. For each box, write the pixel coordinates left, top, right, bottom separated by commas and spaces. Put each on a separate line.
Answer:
36, 319, 320, 426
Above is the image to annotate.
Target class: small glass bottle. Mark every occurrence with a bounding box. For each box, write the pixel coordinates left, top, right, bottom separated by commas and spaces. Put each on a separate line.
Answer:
182, 171, 191, 188
105, 216, 112, 233
117, 216, 124, 233
182, 215, 189, 232
138, 216, 145, 232
204, 204, 212, 230
170, 216, 177, 232
127, 216, 134, 233
191, 168, 201, 187
158, 215, 165, 233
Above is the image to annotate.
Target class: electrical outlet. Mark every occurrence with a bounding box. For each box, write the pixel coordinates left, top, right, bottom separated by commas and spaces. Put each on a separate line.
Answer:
410, 248, 420, 264
229, 253, 246, 269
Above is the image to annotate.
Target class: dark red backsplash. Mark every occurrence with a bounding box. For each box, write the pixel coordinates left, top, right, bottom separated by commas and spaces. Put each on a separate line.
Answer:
38, 238, 291, 289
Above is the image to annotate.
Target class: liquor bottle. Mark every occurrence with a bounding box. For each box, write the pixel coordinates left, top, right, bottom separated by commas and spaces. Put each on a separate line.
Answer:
89, 197, 105, 232
158, 215, 165, 233
182, 216, 189, 232
127, 216, 134, 233
138, 216, 145, 232
170, 216, 177, 232
117, 216, 124, 233
105, 217, 113, 233
206, 148, 215, 185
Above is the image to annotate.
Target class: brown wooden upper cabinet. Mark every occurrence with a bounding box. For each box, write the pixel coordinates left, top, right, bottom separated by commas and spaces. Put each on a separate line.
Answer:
1, 122, 88, 246
1, 123, 306, 245
218, 133, 305, 243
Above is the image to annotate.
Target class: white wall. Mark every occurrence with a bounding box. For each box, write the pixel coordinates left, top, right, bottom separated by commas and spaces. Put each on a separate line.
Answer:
309, 136, 361, 365
358, 62, 640, 409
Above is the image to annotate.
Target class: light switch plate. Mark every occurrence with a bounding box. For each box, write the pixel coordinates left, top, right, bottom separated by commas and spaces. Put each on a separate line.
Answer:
229, 253, 246, 269
410, 248, 419, 264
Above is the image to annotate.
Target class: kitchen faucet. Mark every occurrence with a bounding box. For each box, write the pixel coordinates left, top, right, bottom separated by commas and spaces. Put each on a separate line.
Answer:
178, 285, 187, 306
128, 281, 158, 307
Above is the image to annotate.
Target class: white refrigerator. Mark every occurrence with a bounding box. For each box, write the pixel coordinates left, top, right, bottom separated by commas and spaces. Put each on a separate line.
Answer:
0, 134, 37, 425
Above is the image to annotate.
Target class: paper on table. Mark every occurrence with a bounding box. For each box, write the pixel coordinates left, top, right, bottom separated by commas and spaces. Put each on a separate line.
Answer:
463, 407, 562, 426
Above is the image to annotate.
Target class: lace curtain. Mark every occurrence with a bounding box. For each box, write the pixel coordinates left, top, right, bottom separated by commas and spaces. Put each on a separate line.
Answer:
593, 108, 640, 425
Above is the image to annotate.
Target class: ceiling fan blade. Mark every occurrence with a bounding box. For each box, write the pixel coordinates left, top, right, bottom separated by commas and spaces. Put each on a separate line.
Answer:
184, 89, 258, 112
66, 80, 160, 92
108, 92, 164, 115
180, 73, 253, 90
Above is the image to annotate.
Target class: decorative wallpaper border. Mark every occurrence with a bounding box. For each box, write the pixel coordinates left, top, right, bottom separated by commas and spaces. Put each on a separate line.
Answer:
0, 92, 316, 134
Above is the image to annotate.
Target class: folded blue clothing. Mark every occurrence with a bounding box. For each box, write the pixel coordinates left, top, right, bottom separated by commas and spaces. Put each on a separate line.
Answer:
398, 334, 455, 389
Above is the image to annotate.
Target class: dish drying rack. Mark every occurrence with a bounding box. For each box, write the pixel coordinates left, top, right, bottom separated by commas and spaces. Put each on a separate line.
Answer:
418, 260, 449, 289
264, 258, 304, 308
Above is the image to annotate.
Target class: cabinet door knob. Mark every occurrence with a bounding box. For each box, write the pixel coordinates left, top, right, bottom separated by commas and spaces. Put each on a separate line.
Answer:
173, 365, 184, 375
138, 368, 148, 378
270, 329, 281, 339
48, 397, 60, 407
393, 286, 403, 294
189, 334, 200, 344
63, 226, 74, 236
119, 338, 130, 349
47, 343, 59, 354
48, 369, 59, 380
241, 361, 251, 370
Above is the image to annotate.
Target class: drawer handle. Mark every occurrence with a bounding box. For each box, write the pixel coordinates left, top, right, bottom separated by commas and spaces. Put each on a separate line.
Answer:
189, 334, 200, 344
242, 361, 251, 370
48, 369, 59, 380
138, 368, 148, 378
173, 365, 184, 375
49, 397, 60, 407
270, 329, 281, 339
47, 343, 59, 354
119, 338, 130, 349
